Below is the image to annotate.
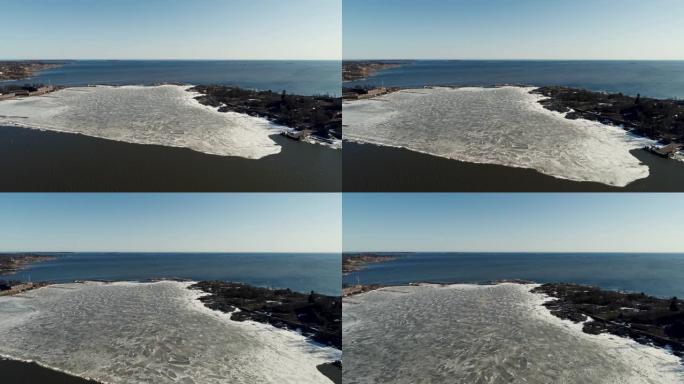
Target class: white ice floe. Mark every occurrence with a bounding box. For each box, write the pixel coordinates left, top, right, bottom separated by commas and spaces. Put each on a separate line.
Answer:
0, 85, 282, 159
343, 283, 684, 384
0, 281, 339, 384
343, 87, 653, 186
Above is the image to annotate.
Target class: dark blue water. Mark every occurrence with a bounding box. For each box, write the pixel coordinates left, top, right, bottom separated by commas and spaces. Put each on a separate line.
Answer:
6, 60, 340, 96
13, 253, 341, 295
346, 60, 684, 99
343, 253, 684, 298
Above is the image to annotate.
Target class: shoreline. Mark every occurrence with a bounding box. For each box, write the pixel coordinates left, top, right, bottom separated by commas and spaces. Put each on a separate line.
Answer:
342, 253, 396, 275
189, 85, 342, 148
0, 253, 57, 276
0, 61, 68, 82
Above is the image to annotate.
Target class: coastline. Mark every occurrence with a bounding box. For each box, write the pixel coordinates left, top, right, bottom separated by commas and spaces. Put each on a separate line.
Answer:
0, 125, 340, 191
343, 141, 684, 191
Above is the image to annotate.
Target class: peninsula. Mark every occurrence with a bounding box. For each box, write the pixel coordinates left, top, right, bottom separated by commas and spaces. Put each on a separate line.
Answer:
342, 60, 409, 81
0, 61, 67, 81
534, 86, 684, 157
0, 253, 56, 275
342, 253, 396, 274
533, 283, 684, 357
190, 85, 341, 145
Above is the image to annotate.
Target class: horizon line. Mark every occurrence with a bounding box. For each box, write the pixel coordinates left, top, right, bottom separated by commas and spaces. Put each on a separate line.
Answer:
342, 58, 684, 62
0, 58, 342, 62
0, 251, 341, 254
343, 250, 684, 254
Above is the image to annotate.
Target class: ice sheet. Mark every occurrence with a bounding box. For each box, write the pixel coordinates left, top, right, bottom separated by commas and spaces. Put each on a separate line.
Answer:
343, 87, 652, 186
343, 283, 684, 384
0, 85, 281, 159
0, 281, 338, 384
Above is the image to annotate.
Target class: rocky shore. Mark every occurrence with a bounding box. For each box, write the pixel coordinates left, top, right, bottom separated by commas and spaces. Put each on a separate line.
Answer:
533, 86, 684, 150
0, 253, 56, 275
342, 253, 396, 274
0, 61, 67, 81
190, 85, 341, 145
189, 281, 341, 349
532, 283, 684, 357
342, 60, 409, 81
190, 281, 341, 383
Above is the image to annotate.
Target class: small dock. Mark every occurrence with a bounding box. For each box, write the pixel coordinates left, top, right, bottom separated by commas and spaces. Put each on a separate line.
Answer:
645, 143, 683, 158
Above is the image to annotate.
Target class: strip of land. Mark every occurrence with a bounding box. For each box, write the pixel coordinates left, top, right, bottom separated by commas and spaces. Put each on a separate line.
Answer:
342, 253, 396, 274
0, 253, 55, 275
342, 60, 409, 81
0, 61, 67, 81
190, 85, 341, 145
532, 283, 684, 357
534, 86, 684, 158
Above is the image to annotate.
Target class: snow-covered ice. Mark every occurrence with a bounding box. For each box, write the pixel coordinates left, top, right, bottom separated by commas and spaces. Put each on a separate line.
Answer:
343, 87, 652, 186
0, 281, 339, 384
0, 85, 281, 159
343, 283, 684, 384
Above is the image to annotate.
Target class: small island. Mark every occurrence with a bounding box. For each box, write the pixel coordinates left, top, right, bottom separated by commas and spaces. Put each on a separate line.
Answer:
0, 61, 67, 81
342, 253, 396, 274
532, 283, 684, 357
342, 60, 409, 82
190, 85, 341, 145
533, 86, 684, 158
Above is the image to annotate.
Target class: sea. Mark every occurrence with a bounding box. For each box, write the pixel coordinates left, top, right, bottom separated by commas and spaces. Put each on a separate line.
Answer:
343, 252, 684, 298
4, 60, 341, 96
345, 60, 684, 99
11, 252, 340, 296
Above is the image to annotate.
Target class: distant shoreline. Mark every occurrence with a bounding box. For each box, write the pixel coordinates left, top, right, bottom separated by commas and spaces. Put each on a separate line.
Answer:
0, 61, 68, 81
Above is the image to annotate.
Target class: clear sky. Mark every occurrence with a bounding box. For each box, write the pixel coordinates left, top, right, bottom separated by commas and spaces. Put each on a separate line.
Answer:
343, 194, 684, 253
0, 0, 341, 60
0, 194, 341, 252
344, 0, 684, 60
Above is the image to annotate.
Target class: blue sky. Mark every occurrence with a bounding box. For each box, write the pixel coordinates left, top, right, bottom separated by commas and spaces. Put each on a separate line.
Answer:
344, 0, 684, 60
343, 194, 684, 253
0, 194, 341, 252
0, 0, 341, 60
